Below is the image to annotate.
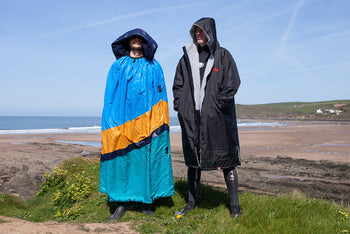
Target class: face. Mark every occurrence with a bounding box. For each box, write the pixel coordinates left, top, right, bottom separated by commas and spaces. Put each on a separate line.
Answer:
129, 37, 143, 49
195, 27, 208, 47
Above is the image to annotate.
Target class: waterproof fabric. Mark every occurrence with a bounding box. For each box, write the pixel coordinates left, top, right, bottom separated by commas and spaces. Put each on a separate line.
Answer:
173, 18, 241, 170
100, 29, 174, 203
111, 28, 158, 60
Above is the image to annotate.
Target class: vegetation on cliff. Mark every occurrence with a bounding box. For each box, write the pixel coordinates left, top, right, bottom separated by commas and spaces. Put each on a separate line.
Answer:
236, 100, 350, 120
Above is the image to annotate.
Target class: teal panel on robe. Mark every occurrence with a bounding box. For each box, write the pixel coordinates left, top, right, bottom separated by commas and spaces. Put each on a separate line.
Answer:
99, 130, 174, 203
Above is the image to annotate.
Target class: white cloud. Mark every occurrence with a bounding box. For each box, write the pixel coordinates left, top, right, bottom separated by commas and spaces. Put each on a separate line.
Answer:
39, 4, 191, 38
278, 0, 306, 47
226, 7, 294, 33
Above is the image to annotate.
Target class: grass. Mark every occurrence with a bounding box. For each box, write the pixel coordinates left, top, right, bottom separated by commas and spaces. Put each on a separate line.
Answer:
236, 100, 350, 120
0, 157, 349, 233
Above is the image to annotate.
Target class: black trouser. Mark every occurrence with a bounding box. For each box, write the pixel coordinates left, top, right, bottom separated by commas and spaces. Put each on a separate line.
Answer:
187, 167, 240, 212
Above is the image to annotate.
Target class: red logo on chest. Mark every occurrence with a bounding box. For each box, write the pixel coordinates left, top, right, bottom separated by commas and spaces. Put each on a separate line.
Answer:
212, 68, 219, 72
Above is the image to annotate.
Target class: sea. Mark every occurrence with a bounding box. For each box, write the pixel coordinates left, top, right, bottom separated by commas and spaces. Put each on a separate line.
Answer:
0, 116, 286, 135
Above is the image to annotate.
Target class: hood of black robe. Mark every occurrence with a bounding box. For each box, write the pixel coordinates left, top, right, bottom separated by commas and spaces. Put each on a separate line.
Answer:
111, 28, 158, 60
190, 17, 220, 54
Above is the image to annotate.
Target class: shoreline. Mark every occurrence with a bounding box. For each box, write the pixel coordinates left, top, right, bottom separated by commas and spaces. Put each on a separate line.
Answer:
0, 118, 331, 135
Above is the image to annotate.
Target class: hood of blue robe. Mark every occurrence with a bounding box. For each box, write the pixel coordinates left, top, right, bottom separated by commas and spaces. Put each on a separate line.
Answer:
111, 28, 158, 60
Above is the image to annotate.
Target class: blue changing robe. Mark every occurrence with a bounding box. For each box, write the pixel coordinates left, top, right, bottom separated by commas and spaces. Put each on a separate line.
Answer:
99, 29, 174, 203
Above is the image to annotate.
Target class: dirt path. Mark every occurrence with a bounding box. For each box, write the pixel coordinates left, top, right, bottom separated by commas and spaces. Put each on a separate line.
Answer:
0, 216, 137, 233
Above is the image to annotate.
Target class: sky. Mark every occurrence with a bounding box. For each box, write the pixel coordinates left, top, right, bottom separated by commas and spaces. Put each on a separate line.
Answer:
0, 0, 349, 117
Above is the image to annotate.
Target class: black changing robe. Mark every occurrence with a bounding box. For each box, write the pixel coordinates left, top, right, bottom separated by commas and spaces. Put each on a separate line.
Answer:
173, 17, 241, 170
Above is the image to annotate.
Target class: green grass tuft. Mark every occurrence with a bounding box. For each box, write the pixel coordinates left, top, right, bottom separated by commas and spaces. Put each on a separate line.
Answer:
0, 158, 349, 233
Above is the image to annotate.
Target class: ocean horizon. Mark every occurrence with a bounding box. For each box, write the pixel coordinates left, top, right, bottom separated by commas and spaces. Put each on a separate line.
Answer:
0, 116, 286, 135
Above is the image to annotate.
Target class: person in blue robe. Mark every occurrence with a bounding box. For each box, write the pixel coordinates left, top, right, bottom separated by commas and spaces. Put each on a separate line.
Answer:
100, 28, 174, 220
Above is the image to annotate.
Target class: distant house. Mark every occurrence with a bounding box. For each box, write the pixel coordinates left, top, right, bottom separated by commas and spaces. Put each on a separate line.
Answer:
326, 109, 336, 114
316, 108, 342, 115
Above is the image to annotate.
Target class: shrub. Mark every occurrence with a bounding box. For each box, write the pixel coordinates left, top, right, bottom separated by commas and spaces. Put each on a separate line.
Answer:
37, 166, 92, 221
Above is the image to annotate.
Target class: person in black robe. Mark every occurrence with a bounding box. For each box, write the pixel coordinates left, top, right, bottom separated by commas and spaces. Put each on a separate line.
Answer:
173, 17, 242, 218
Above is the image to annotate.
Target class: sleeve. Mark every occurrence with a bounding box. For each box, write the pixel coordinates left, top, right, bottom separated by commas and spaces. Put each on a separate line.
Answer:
217, 50, 241, 110
103, 61, 120, 105
101, 61, 120, 131
153, 60, 168, 102
172, 57, 185, 111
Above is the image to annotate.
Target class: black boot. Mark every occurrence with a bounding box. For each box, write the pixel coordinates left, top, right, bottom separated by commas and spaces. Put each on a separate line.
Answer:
109, 205, 125, 221
175, 167, 201, 217
175, 203, 196, 217
230, 210, 243, 218
142, 203, 155, 215
223, 168, 242, 218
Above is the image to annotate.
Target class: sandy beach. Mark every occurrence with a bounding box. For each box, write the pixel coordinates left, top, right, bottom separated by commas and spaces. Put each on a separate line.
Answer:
1, 120, 349, 201
0, 120, 349, 232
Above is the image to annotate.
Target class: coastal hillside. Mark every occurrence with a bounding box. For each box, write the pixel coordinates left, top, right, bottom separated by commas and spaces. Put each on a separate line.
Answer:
236, 100, 350, 120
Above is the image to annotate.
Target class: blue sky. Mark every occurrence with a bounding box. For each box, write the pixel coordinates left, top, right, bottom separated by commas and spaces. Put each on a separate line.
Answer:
0, 0, 349, 117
